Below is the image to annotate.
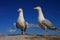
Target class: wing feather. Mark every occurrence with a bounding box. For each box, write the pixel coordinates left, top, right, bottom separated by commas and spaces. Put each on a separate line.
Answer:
42, 19, 57, 30
24, 22, 27, 32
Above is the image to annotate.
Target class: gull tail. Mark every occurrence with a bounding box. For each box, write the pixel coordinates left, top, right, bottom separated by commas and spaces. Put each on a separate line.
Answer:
54, 28, 60, 32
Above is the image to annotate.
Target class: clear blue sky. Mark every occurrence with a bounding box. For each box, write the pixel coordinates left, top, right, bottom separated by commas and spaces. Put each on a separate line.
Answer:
0, 0, 60, 35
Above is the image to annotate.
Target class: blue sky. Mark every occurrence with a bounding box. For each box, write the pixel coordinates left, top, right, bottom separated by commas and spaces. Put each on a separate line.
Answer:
0, 0, 60, 35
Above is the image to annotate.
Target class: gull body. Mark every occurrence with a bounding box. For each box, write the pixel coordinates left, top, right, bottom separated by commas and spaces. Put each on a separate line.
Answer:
34, 6, 58, 35
16, 8, 27, 35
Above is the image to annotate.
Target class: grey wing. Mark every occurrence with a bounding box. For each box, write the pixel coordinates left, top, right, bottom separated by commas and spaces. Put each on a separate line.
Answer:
38, 21, 46, 30
24, 22, 27, 32
42, 19, 57, 30
16, 22, 23, 30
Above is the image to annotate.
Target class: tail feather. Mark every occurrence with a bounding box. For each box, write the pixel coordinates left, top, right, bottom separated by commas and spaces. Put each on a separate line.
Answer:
50, 27, 60, 32
54, 28, 60, 32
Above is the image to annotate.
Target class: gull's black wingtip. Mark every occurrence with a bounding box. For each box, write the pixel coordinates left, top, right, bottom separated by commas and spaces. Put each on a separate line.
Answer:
55, 28, 60, 32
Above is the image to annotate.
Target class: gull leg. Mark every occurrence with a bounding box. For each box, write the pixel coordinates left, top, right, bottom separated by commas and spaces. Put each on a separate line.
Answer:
45, 28, 48, 36
21, 28, 25, 35
21, 31, 24, 35
21, 31, 23, 35
45, 26, 48, 36
45, 27, 49, 40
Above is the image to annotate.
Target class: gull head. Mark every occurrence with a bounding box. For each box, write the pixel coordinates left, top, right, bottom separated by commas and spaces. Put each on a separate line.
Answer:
34, 6, 41, 11
17, 8, 23, 12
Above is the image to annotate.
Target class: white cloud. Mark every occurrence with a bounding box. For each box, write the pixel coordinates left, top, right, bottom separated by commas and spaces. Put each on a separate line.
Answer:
27, 23, 39, 29
8, 29, 16, 33
13, 22, 39, 29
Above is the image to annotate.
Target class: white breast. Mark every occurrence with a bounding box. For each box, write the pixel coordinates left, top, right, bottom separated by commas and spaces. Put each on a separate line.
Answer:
17, 8, 25, 27
17, 16, 25, 27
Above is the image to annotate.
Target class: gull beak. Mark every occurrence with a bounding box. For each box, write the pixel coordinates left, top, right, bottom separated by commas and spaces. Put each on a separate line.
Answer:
17, 10, 21, 12
34, 7, 38, 10
34, 7, 37, 10
17, 8, 23, 12
34, 6, 41, 10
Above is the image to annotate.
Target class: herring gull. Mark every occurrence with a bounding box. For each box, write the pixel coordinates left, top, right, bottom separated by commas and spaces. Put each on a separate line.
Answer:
16, 8, 27, 35
34, 6, 58, 35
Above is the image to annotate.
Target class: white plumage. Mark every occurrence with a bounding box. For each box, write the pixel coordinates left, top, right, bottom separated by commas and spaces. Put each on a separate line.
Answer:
16, 8, 27, 35
34, 6, 58, 35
